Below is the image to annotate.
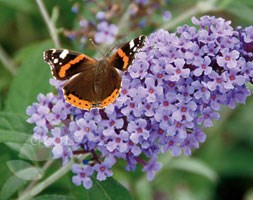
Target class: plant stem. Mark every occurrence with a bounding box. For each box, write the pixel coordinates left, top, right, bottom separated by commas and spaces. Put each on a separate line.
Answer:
18, 159, 73, 200
117, 3, 131, 35
0, 44, 17, 75
36, 0, 61, 48
162, 0, 218, 30
20, 160, 54, 197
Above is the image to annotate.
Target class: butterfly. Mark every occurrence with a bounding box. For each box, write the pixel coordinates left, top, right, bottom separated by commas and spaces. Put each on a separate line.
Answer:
43, 35, 147, 110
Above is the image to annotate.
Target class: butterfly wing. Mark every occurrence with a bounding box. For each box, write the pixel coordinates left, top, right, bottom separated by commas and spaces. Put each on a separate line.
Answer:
43, 49, 97, 80
62, 70, 96, 110
63, 66, 122, 110
108, 35, 147, 71
98, 67, 122, 108
44, 35, 146, 110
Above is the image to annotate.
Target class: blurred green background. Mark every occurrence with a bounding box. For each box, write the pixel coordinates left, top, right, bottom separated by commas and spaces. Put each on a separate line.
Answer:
0, 0, 253, 200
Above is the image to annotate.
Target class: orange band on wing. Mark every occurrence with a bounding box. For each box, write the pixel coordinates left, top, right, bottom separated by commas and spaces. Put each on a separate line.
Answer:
59, 55, 86, 78
117, 49, 129, 70
100, 88, 120, 108
64, 93, 93, 110
64, 88, 120, 110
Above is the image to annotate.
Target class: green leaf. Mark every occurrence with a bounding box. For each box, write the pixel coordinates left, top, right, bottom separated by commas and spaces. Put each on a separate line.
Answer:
226, 1, 253, 22
33, 195, 75, 200
214, 148, 253, 176
0, 130, 29, 143
5, 40, 54, 114
0, 146, 14, 188
87, 177, 133, 200
0, 112, 51, 161
71, 177, 133, 200
5, 133, 52, 161
166, 158, 218, 182
7, 160, 42, 180
0, 176, 27, 200
18, 142, 53, 161
0, 5, 15, 26
0, 0, 36, 14
135, 177, 152, 200
0, 112, 32, 143
0, 63, 13, 92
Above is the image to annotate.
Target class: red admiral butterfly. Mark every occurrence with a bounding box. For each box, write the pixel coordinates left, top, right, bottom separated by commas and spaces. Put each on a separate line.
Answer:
43, 35, 147, 110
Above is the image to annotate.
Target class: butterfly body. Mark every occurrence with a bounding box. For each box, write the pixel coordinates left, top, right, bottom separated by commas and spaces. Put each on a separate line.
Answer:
44, 35, 147, 110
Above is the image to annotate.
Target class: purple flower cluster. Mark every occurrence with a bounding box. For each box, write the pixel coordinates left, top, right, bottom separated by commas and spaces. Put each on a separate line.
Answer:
27, 16, 253, 189
94, 21, 118, 44
130, 1, 172, 27
65, 2, 119, 46
65, 1, 171, 47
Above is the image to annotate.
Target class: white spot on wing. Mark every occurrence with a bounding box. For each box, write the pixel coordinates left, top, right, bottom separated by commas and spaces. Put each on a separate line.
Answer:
129, 39, 135, 49
53, 58, 59, 64
60, 49, 69, 59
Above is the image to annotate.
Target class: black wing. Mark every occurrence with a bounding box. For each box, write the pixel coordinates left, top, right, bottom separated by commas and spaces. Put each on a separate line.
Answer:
108, 35, 147, 71
43, 49, 97, 80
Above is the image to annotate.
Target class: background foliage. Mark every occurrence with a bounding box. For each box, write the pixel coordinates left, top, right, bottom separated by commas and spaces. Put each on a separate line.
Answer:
0, 0, 253, 200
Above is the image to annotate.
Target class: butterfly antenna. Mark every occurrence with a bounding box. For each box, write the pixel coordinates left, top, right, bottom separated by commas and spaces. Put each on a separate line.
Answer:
108, 33, 129, 54
108, 43, 118, 54
89, 38, 106, 57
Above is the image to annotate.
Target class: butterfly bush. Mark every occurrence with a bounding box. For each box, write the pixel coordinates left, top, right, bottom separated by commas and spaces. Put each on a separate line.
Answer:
27, 16, 253, 189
